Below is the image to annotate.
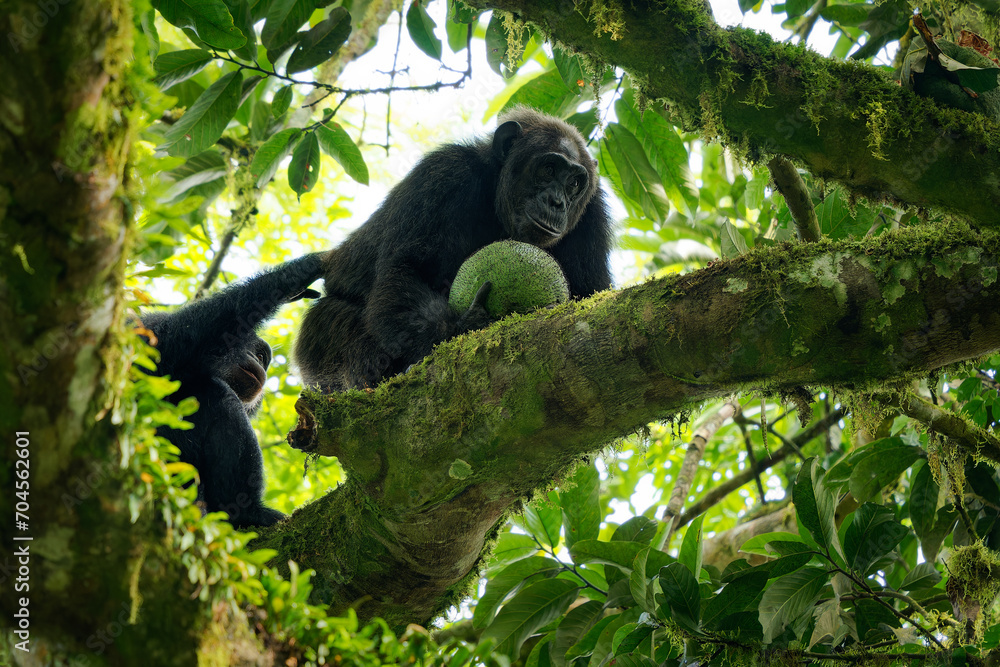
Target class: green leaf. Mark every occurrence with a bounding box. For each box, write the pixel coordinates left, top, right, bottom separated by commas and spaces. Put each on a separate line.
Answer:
738, 0, 758, 12
153, 49, 214, 89
472, 556, 562, 629
152, 0, 247, 50
553, 599, 604, 662
611, 516, 658, 545
271, 85, 292, 117
843, 503, 907, 575
603, 123, 670, 222
657, 563, 700, 630
615, 89, 698, 216
759, 567, 828, 643
525, 634, 554, 667
793, 458, 844, 563
553, 46, 586, 92
628, 548, 656, 614
521, 496, 562, 549
485, 13, 508, 77
500, 70, 581, 119
720, 220, 750, 258
485, 532, 539, 574
261, 0, 312, 50
939, 53, 1000, 93
162, 149, 227, 201
612, 624, 654, 656
818, 4, 871, 26
315, 123, 369, 185
703, 570, 769, 629
560, 464, 600, 550
286, 7, 352, 74
854, 597, 899, 640
481, 579, 581, 658
565, 613, 619, 660
223, 0, 256, 60
848, 441, 924, 503
406, 0, 442, 61
899, 562, 941, 591
739, 532, 804, 556
161, 70, 243, 157
249, 127, 301, 187
679, 514, 704, 580
446, 0, 474, 52
569, 540, 645, 572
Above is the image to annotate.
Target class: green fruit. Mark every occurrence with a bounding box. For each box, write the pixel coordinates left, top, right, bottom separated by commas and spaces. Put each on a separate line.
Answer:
448, 240, 570, 318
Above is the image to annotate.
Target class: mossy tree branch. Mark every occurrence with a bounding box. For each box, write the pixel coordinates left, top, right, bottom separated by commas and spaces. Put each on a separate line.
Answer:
465, 0, 1000, 226
266, 225, 1000, 626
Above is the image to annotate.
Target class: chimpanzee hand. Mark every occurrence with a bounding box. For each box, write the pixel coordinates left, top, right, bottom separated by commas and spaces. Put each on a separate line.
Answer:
456, 281, 493, 332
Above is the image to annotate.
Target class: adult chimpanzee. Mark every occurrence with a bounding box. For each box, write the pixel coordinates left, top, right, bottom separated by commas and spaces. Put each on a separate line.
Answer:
141, 253, 324, 528
295, 107, 613, 391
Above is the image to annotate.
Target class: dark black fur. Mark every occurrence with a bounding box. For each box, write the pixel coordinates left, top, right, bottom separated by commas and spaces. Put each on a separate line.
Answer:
141, 253, 324, 528
295, 108, 613, 391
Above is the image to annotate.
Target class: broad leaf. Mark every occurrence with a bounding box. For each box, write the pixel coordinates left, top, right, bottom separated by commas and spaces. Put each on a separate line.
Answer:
485, 532, 538, 575
560, 464, 600, 550
249, 127, 301, 187
899, 562, 941, 591
485, 13, 508, 77
153, 0, 247, 50
678, 514, 704, 579
406, 0, 442, 61
315, 123, 369, 185
271, 85, 293, 117
848, 440, 924, 502
702, 569, 769, 629
472, 556, 562, 629
843, 503, 907, 575
153, 49, 213, 89
611, 516, 658, 545
288, 132, 320, 197
519, 495, 562, 549
793, 458, 844, 563
287, 7, 352, 74
161, 70, 243, 157
481, 579, 580, 658
552, 600, 604, 663
657, 563, 700, 631
603, 123, 670, 222
261, 0, 312, 50
759, 567, 828, 643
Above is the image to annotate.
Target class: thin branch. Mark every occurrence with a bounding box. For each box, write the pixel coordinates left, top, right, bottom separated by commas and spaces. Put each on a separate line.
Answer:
767, 156, 821, 243
657, 400, 741, 548
898, 393, 1000, 463
675, 409, 845, 529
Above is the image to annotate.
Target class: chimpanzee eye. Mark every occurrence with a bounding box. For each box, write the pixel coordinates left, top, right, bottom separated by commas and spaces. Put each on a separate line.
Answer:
540, 164, 554, 180
569, 176, 583, 193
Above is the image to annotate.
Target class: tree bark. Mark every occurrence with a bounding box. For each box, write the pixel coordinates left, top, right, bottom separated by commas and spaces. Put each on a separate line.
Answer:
0, 3, 205, 663
465, 0, 1000, 227
271, 225, 1000, 625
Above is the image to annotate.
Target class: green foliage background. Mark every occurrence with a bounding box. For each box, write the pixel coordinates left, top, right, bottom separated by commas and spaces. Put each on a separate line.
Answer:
122, 0, 1000, 664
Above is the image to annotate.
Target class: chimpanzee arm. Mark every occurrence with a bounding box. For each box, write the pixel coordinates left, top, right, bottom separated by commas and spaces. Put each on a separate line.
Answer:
147, 252, 325, 372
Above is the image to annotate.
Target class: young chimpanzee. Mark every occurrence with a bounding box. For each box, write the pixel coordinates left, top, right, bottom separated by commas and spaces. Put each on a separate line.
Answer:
140, 253, 324, 528
295, 107, 614, 391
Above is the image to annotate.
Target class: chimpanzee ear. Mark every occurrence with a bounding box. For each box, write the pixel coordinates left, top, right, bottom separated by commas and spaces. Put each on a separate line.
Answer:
493, 121, 523, 161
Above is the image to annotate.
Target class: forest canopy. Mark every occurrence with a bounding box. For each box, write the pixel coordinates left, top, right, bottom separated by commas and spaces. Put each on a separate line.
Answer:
2, 0, 1000, 665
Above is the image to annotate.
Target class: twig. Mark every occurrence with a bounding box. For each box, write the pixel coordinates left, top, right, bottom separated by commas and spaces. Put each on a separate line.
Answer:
767, 156, 821, 242
657, 400, 741, 548
675, 409, 845, 528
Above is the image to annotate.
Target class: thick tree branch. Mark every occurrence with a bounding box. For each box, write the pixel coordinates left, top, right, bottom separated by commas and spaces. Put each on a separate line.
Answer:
467, 0, 1000, 226
268, 226, 1000, 625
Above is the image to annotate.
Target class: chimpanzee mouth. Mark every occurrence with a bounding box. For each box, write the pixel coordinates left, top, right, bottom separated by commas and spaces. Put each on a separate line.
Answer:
530, 217, 563, 237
